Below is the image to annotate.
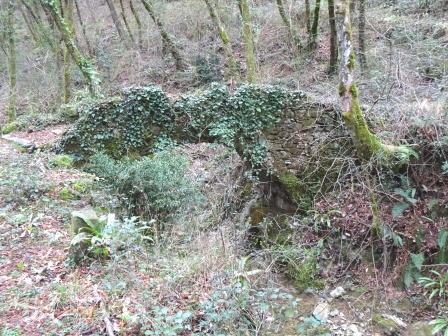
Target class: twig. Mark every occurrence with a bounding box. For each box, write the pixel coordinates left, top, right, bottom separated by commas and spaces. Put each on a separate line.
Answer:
103, 314, 115, 336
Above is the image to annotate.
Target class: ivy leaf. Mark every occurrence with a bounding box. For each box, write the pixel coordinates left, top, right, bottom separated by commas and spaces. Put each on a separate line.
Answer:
410, 252, 425, 271
438, 229, 448, 249
403, 268, 414, 288
392, 202, 410, 218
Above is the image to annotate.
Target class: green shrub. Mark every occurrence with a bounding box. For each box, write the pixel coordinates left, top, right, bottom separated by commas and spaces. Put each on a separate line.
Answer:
1, 121, 18, 134
88, 151, 201, 220
1, 328, 22, 336
199, 281, 299, 334
69, 212, 151, 264
50, 154, 74, 168
193, 54, 222, 85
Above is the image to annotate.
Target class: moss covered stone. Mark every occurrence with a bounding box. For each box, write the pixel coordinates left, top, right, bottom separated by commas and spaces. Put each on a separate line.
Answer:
278, 171, 303, 202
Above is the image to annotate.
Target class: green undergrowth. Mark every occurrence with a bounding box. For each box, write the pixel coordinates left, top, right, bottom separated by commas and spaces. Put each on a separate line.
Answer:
87, 151, 202, 223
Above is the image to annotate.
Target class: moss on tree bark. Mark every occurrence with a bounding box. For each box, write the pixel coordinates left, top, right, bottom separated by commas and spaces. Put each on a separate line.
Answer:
238, 0, 257, 83
336, 0, 413, 163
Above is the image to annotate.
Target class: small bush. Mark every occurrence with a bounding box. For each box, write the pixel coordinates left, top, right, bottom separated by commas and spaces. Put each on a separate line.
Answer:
50, 154, 74, 168
1, 122, 18, 134
88, 151, 201, 220
69, 212, 151, 264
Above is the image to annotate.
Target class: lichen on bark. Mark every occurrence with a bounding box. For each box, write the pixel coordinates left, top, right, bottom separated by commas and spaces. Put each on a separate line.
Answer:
335, 0, 414, 164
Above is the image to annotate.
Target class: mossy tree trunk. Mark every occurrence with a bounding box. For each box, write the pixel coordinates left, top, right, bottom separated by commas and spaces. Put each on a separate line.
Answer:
119, 0, 135, 45
204, 0, 239, 79
336, 0, 411, 161
6, 0, 17, 122
141, 0, 187, 70
304, 0, 311, 34
358, 0, 367, 71
74, 0, 93, 56
238, 0, 257, 83
41, 0, 100, 96
63, 0, 74, 103
308, 0, 321, 50
328, 0, 338, 73
129, 0, 143, 50
276, 0, 302, 51
21, 0, 58, 50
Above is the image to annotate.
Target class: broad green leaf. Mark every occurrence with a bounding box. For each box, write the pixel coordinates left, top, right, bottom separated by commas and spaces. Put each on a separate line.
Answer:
411, 253, 425, 271
392, 202, 410, 218
438, 229, 448, 249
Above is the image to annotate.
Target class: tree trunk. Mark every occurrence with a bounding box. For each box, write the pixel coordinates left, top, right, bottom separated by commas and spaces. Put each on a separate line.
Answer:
41, 0, 100, 96
19, 3, 40, 44
74, 0, 94, 56
140, 0, 187, 70
276, 0, 302, 51
129, 0, 143, 50
305, 0, 311, 34
358, 0, 367, 72
119, 0, 135, 44
204, 0, 239, 79
238, 0, 257, 83
21, 0, 57, 50
63, 0, 75, 103
335, 0, 410, 161
309, 0, 321, 50
328, 0, 338, 73
6, 0, 17, 122
104, 0, 129, 46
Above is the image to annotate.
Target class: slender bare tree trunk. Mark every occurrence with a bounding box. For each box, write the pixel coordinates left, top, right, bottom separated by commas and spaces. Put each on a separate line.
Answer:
41, 0, 100, 96
141, 0, 187, 70
6, 0, 17, 122
276, 0, 302, 51
19, 3, 40, 44
238, 0, 257, 83
119, 0, 135, 44
309, 0, 321, 50
358, 0, 367, 72
22, 0, 58, 50
305, 0, 311, 34
129, 0, 143, 49
204, 0, 239, 79
335, 0, 409, 160
328, 0, 338, 73
74, 0, 93, 56
104, 0, 129, 46
63, 0, 75, 103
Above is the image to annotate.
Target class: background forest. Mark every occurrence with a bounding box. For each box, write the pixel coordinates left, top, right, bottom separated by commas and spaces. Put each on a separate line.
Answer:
0, 0, 447, 335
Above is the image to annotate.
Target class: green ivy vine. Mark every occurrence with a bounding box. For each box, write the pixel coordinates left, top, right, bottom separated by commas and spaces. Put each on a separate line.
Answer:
58, 83, 307, 167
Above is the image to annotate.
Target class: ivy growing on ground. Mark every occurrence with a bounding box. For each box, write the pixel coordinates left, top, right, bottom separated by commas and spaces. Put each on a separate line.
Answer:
58, 83, 307, 167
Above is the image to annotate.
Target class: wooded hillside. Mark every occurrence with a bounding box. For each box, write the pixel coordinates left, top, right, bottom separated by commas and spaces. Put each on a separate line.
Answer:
0, 0, 447, 335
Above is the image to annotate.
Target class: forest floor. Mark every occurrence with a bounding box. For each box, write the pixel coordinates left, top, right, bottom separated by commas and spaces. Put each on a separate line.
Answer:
0, 127, 435, 335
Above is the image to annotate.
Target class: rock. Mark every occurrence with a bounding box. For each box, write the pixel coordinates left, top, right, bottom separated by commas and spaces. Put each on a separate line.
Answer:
433, 27, 447, 39
373, 314, 406, 335
348, 324, 363, 336
404, 322, 433, 336
2, 134, 33, 148
382, 314, 407, 328
330, 286, 346, 298
330, 309, 340, 317
313, 301, 330, 323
